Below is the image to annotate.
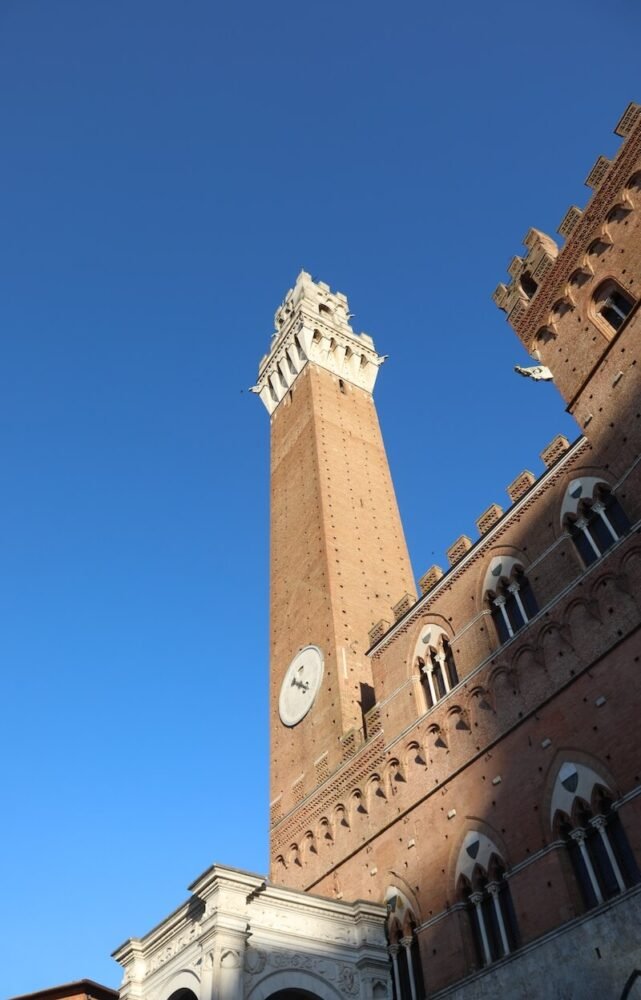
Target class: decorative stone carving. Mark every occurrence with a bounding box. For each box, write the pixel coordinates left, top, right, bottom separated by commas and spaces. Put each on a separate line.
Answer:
244, 948, 268, 975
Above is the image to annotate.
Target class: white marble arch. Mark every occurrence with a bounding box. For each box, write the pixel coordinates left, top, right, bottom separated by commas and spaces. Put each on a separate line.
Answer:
560, 477, 608, 523
153, 970, 201, 1000
246, 969, 342, 1000
550, 760, 612, 826
483, 556, 523, 596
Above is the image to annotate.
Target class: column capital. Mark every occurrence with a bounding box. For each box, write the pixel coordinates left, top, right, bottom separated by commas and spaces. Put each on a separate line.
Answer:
493, 595, 507, 608
590, 813, 608, 832
469, 891, 484, 906
400, 935, 414, 949
486, 881, 502, 897
388, 944, 400, 958
569, 827, 587, 845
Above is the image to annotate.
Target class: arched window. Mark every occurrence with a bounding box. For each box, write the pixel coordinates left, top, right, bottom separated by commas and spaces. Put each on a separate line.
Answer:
593, 279, 635, 333
385, 887, 425, 1000
551, 762, 640, 910
456, 832, 519, 967
485, 559, 538, 646
414, 625, 459, 711
562, 480, 630, 567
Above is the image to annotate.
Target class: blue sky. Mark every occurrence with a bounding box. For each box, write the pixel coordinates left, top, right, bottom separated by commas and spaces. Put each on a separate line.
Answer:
1, 0, 639, 992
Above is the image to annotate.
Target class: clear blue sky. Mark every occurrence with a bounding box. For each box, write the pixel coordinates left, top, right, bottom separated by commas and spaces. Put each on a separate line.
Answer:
1, 0, 639, 992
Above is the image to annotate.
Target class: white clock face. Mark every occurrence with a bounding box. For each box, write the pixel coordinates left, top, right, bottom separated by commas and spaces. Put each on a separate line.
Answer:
278, 645, 324, 727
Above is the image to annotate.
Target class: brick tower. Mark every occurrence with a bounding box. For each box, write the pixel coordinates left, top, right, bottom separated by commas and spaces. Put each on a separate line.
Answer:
254, 270, 415, 872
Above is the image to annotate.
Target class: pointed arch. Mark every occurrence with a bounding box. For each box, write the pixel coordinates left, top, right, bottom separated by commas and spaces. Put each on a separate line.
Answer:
483, 554, 538, 647
452, 826, 518, 965
411, 620, 459, 710
545, 753, 640, 911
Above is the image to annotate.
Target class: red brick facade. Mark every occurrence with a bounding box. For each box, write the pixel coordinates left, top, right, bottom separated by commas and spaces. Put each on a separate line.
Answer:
267, 103, 641, 996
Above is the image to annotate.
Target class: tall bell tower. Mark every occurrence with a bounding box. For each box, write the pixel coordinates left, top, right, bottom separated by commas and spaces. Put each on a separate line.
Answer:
254, 271, 415, 849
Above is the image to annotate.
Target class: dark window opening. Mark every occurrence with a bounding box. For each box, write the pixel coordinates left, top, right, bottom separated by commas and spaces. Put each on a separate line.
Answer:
568, 490, 630, 567
489, 569, 537, 646
595, 283, 635, 332
520, 271, 538, 299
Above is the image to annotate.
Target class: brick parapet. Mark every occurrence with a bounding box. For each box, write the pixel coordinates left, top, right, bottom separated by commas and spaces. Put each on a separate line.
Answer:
369, 436, 590, 658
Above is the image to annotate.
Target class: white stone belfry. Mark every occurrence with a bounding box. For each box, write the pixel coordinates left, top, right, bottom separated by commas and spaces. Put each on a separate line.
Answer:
251, 270, 386, 414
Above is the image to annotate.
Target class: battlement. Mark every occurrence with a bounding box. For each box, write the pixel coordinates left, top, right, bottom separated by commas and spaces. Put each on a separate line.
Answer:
493, 101, 641, 347
252, 270, 385, 413
492, 228, 559, 324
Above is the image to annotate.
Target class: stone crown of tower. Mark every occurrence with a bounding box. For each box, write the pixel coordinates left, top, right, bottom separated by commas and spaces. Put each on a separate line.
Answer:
252, 270, 386, 413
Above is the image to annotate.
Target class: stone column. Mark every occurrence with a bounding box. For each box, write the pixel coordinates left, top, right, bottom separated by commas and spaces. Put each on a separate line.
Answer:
591, 814, 626, 893
493, 596, 514, 638
486, 882, 510, 957
400, 936, 418, 1000
592, 501, 619, 543
469, 891, 492, 966
569, 828, 604, 904
388, 944, 402, 999
507, 581, 528, 625
575, 515, 602, 559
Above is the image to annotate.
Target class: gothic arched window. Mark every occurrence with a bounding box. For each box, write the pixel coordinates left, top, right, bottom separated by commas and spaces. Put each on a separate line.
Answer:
414, 626, 459, 711
456, 832, 519, 967
385, 887, 425, 1000
551, 762, 640, 911
562, 480, 630, 567
486, 562, 538, 646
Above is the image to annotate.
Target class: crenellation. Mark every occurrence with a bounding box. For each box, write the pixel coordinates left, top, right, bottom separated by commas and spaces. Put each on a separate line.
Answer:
446, 535, 473, 566
475, 503, 503, 535
585, 155, 612, 190
369, 619, 391, 645
418, 564, 444, 595
392, 592, 415, 621
557, 205, 583, 239
540, 433, 571, 467
615, 101, 641, 138
506, 469, 536, 503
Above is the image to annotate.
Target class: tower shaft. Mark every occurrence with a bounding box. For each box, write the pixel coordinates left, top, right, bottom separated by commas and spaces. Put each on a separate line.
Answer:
255, 272, 414, 837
